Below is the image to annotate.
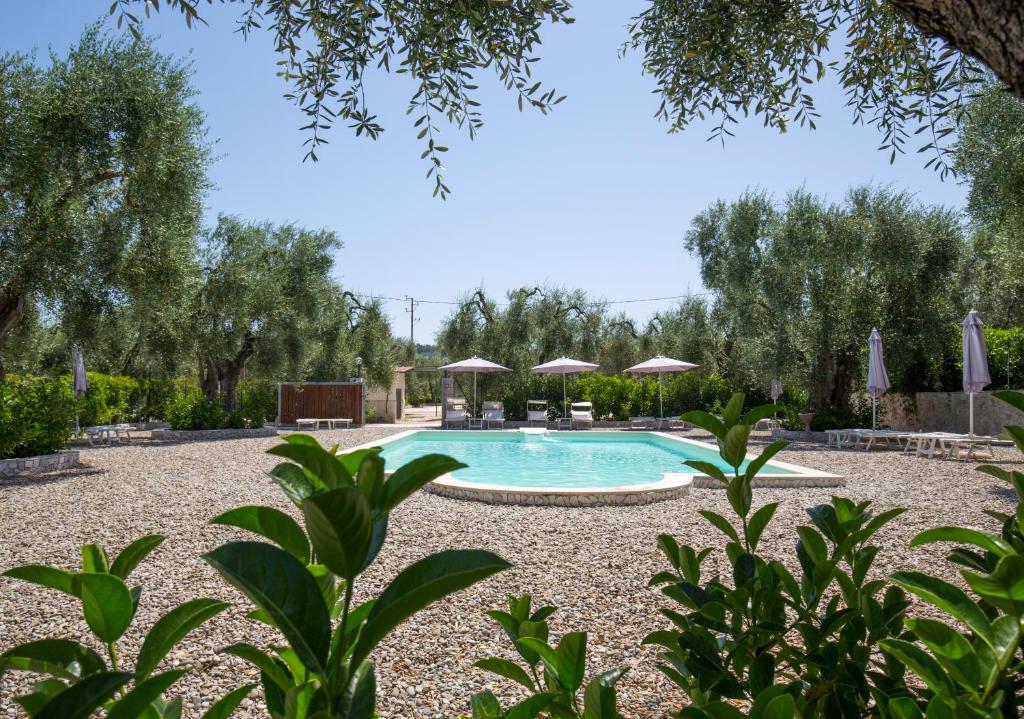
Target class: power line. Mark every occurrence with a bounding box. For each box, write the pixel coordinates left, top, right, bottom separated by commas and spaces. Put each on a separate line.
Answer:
346, 291, 712, 308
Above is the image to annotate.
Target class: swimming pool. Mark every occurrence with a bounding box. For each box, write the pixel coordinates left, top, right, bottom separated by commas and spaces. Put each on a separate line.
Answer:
378, 430, 787, 488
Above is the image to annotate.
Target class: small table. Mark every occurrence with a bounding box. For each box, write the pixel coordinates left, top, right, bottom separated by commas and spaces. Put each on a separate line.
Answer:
468, 417, 485, 430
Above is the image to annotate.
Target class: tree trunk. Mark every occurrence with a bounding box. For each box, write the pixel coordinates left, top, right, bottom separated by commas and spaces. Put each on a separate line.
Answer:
890, 0, 1024, 100
200, 355, 220, 403
219, 331, 257, 412
0, 289, 28, 379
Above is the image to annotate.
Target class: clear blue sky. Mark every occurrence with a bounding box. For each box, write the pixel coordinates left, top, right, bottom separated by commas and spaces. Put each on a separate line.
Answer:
3, 2, 969, 344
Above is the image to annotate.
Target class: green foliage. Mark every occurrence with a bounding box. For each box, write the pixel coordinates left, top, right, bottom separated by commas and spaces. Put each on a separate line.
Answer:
984, 328, 1024, 390
206, 436, 510, 718
0, 375, 75, 459
626, 0, 981, 176
0, 25, 209, 359
70, 373, 140, 427
0, 536, 247, 718
686, 186, 967, 407
112, 0, 573, 198
235, 379, 277, 426
472, 595, 626, 719
163, 378, 275, 430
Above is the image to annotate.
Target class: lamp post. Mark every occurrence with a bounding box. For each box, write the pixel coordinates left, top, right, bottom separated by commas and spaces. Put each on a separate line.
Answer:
355, 356, 364, 425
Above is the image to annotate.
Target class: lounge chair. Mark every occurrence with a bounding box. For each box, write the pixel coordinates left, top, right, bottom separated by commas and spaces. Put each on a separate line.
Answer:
444, 400, 468, 429
527, 400, 549, 427
570, 401, 594, 430
630, 416, 656, 430
660, 416, 689, 431
482, 401, 505, 429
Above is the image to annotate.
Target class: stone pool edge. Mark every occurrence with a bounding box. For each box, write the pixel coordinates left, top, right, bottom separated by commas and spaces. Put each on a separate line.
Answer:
342, 429, 844, 507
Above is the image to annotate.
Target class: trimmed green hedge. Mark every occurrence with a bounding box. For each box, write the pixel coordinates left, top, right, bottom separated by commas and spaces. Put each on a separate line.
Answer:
1, 375, 76, 459
164, 378, 277, 430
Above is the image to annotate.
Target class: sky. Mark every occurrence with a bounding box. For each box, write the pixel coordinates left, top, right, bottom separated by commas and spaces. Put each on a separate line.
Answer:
3, 2, 970, 344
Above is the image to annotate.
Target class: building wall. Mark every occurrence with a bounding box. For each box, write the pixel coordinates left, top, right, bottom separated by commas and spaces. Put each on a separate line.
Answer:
365, 372, 407, 422
879, 391, 1024, 436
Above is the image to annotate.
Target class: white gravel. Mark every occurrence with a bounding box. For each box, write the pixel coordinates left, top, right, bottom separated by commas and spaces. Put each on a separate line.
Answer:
0, 428, 1019, 717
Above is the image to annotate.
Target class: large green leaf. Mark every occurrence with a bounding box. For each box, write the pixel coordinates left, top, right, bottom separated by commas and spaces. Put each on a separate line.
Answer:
268, 462, 320, 506
906, 618, 978, 689
302, 487, 372, 582
745, 441, 788, 481
107, 669, 187, 719
761, 692, 797, 719
72, 573, 134, 642
109, 535, 166, 580
222, 643, 292, 690
470, 691, 503, 719
81, 544, 109, 574
136, 598, 230, 678
891, 571, 993, 645
682, 410, 727, 440
338, 660, 376, 719
212, 506, 310, 564
34, 671, 133, 719
583, 668, 626, 719
685, 460, 729, 484
721, 394, 745, 427
962, 554, 1024, 604
741, 403, 779, 427
381, 454, 466, 511
474, 657, 536, 690
0, 639, 105, 681
3, 565, 77, 596
555, 631, 587, 692
722, 425, 752, 469
204, 542, 331, 674
910, 527, 1011, 556
746, 502, 779, 551
508, 693, 558, 719
698, 510, 740, 543
200, 684, 258, 719
878, 638, 956, 696
351, 549, 510, 668
268, 442, 351, 489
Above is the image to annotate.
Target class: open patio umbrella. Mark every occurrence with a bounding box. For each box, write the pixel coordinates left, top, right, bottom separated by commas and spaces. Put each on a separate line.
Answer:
439, 356, 512, 416
72, 344, 88, 434
625, 355, 699, 422
866, 328, 891, 430
963, 310, 991, 436
530, 357, 599, 418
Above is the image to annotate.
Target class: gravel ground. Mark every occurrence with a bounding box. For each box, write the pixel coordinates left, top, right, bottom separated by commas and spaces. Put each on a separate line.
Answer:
0, 428, 1020, 718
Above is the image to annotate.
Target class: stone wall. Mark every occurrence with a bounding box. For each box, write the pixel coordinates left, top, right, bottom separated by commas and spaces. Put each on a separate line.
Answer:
879, 391, 1024, 436
0, 451, 80, 478
151, 427, 279, 442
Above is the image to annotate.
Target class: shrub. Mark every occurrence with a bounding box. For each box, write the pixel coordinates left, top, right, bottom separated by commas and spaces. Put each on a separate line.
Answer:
69, 372, 140, 426
985, 327, 1024, 390
1, 535, 252, 717
235, 378, 276, 426
163, 383, 226, 431
0, 375, 75, 459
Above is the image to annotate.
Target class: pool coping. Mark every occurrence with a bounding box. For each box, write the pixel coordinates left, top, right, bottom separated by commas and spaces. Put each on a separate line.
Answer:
343, 429, 844, 506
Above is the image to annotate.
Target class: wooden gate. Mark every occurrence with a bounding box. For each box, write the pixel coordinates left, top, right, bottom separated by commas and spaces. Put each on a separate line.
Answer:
278, 382, 364, 424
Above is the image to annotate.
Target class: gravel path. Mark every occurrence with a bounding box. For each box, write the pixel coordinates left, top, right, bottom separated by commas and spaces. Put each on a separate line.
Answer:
1, 428, 1019, 717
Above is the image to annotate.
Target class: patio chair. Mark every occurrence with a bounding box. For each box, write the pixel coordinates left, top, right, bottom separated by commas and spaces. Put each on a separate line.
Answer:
630, 416, 656, 430
527, 400, 549, 427
482, 401, 505, 429
444, 399, 468, 429
570, 401, 594, 430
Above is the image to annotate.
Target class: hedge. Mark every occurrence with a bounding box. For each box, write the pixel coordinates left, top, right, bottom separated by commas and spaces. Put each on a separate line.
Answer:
1, 375, 76, 459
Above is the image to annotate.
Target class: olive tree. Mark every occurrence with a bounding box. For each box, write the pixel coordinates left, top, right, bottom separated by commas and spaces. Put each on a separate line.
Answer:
685, 186, 966, 408
0, 26, 209, 375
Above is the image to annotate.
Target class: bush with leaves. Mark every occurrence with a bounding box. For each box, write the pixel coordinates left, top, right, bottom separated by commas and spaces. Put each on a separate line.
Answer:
0, 374, 75, 459
470, 594, 626, 719
0, 536, 251, 718
203, 435, 510, 717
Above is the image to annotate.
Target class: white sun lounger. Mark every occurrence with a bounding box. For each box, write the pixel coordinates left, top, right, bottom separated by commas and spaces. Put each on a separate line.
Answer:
482, 401, 505, 429
570, 401, 594, 430
527, 400, 548, 427
630, 416, 657, 430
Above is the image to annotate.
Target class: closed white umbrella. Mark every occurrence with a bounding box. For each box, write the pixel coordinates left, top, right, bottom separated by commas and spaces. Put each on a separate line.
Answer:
71, 344, 88, 435
962, 311, 991, 436
866, 329, 891, 430
770, 377, 784, 420
439, 356, 512, 416
530, 357, 599, 418
625, 355, 699, 422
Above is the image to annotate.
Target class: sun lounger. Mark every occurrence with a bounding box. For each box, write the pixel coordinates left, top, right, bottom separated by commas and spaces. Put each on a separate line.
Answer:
570, 401, 594, 430
482, 401, 505, 429
85, 423, 133, 446
444, 401, 468, 429
630, 416, 656, 430
296, 418, 323, 430
326, 418, 352, 429
527, 400, 549, 427
660, 416, 689, 431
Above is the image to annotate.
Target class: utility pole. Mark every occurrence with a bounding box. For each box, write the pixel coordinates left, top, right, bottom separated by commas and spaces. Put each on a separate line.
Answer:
404, 296, 419, 349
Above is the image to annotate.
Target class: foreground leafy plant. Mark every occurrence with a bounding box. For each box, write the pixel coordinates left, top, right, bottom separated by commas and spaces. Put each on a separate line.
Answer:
471, 595, 626, 719
1, 535, 250, 718
646, 393, 913, 717
207, 434, 510, 718
878, 389, 1024, 719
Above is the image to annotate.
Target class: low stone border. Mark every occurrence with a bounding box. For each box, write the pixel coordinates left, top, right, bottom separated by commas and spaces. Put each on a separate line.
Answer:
771, 428, 829, 444
150, 427, 278, 442
693, 474, 845, 489
0, 451, 80, 478
424, 474, 693, 507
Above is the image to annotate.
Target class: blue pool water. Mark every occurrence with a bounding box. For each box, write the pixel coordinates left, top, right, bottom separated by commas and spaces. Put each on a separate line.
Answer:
376, 430, 791, 489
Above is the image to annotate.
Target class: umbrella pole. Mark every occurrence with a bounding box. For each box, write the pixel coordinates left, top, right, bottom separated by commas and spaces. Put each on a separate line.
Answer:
969, 392, 975, 436
562, 374, 567, 418
474, 372, 478, 418
872, 396, 877, 430
659, 372, 664, 423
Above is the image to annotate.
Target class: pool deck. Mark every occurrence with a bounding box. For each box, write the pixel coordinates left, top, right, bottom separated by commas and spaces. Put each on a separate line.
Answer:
346, 428, 844, 506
